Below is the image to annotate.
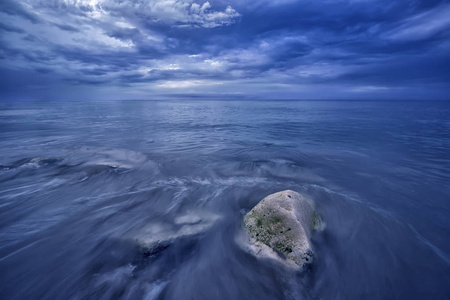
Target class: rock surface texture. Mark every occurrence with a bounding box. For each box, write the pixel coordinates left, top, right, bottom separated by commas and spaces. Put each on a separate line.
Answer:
243, 190, 322, 269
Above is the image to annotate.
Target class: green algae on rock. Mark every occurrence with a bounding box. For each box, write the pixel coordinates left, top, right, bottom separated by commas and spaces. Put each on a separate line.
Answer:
243, 190, 322, 269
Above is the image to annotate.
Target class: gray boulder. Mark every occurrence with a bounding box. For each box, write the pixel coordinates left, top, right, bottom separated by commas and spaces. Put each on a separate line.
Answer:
242, 190, 323, 269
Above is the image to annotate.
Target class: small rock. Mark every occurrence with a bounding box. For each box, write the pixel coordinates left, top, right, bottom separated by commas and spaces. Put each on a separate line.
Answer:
135, 211, 220, 256
242, 190, 323, 269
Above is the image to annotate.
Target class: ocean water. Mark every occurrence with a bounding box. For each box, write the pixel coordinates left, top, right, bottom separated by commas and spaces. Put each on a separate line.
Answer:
0, 100, 449, 300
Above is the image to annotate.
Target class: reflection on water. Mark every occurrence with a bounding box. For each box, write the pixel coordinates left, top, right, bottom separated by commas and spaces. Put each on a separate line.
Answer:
0, 100, 449, 299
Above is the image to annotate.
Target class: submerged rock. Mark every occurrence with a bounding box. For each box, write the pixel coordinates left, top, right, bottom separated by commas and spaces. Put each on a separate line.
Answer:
243, 190, 323, 269
135, 211, 220, 256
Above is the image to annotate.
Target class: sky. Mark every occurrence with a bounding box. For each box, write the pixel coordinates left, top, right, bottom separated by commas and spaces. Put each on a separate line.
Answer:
0, 0, 449, 100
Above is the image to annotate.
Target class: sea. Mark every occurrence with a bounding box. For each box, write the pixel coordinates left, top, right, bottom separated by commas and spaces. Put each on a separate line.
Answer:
0, 100, 449, 299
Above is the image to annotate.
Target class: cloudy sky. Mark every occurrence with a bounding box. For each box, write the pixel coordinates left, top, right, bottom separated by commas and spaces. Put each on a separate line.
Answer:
0, 0, 449, 100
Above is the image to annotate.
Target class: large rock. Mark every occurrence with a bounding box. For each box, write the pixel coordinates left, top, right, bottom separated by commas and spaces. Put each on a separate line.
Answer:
243, 190, 322, 269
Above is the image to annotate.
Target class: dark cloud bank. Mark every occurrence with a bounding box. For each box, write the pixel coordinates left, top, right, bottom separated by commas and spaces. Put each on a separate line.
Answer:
0, 0, 449, 100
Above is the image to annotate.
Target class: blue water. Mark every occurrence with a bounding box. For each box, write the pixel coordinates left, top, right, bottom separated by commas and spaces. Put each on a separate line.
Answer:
0, 100, 449, 299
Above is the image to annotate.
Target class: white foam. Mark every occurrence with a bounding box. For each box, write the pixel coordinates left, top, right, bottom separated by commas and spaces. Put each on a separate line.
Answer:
143, 280, 169, 300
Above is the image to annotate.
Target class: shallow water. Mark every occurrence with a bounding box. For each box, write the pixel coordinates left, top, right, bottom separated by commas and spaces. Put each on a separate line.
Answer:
0, 100, 449, 299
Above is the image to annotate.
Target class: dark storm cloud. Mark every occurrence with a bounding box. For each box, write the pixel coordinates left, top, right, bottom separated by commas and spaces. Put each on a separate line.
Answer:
0, 0, 41, 23
0, 22, 25, 33
0, 0, 449, 100
53, 23, 80, 32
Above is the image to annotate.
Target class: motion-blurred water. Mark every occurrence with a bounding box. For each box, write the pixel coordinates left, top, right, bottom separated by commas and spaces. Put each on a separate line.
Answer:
0, 100, 449, 299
